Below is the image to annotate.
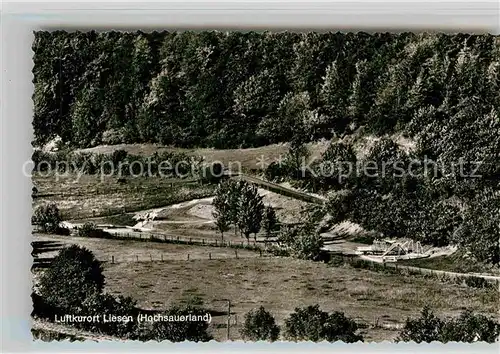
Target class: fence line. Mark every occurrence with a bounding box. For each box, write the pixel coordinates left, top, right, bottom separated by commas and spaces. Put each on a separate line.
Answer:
105, 249, 263, 264
98, 230, 266, 252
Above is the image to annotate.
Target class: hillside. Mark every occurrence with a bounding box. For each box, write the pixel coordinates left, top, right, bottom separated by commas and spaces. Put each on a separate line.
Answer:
33, 31, 499, 153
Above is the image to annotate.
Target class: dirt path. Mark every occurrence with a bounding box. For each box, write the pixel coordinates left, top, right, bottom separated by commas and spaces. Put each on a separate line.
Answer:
384, 262, 500, 281
357, 256, 500, 281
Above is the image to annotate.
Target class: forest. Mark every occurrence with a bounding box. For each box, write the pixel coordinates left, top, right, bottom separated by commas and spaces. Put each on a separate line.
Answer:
33, 31, 499, 149
32, 31, 499, 264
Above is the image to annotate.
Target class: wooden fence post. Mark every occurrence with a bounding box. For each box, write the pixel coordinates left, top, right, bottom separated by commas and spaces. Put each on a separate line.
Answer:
235, 250, 238, 259
150, 254, 152, 262
161, 254, 163, 262
111, 255, 114, 264
209, 253, 211, 260
187, 254, 190, 261
136, 255, 139, 262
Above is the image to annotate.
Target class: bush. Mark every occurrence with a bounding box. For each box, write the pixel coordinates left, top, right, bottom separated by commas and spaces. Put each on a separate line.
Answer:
266, 245, 290, 257
77, 222, 97, 237
79, 292, 139, 339
31, 292, 59, 320
38, 245, 105, 313
328, 255, 345, 267
77, 222, 110, 238
111, 149, 128, 165
102, 129, 125, 145
240, 306, 280, 341
351, 234, 375, 245
398, 307, 500, 343
464, 276, 492, 289
398, 307, 444, 343
265, 161, 290, 182
200, 162, 224, 184
440, 310, 500, 343
291, 226, 324, 261
283, 305, 363, 342
147, 305, 213, 342
277, 224, 324, 261
32, 203, 62, 234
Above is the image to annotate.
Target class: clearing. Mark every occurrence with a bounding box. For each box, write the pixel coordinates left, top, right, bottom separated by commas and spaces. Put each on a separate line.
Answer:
74, 141, 330, 171
102, 256, 498, 342
33, 234, 498, 342
33, 174, 215, 220
33, 234, 260, 263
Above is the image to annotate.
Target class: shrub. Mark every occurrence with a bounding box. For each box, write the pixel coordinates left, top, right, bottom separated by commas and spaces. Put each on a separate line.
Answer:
76, 222, 110, 238
328, 255, 345, 267
147, 305, 213, 342
440, 310, 500, 343
283, 305, 363, 342
38, 245, 105, 313
351, 234, 375, 245
276, 223, 324, 261
77, 222, 97, 237
79, 292, 139, 339
31, 292, 58, 320
464, 276, 491, 289
291, 225, 324, 261
267, 245, 290, 257
111, 149, 128, 165
265, 161, 290, 182
102, 128, 125, 145
32, 203, 62, 234
398, 307, 500, 343
398, 307, 444, 343
201, 162, 224, 184
240, 306, 280, 341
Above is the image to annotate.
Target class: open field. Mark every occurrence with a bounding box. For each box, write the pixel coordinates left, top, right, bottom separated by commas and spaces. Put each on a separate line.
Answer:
33, 174, 216, 220
33, 234, 260, 262
102, 256, 499, 342
75, 142, 330, 171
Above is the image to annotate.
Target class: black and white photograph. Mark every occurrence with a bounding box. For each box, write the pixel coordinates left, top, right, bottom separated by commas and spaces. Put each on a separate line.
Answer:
29, 29, 499, 343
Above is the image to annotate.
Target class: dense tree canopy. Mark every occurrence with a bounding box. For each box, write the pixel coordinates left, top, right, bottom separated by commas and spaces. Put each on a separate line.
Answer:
33, 31, 500, 153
